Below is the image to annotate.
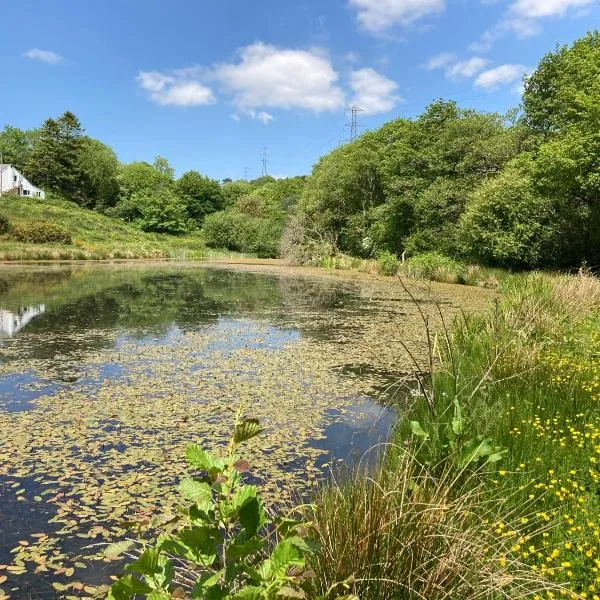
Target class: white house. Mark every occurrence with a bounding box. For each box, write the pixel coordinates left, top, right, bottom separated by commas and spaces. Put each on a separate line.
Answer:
0, 164, 45, 199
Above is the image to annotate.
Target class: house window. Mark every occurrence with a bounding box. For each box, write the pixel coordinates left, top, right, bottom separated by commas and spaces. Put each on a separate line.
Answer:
35, 191, 41, 197
13, 176, 17, 182
22, 190, 30, 196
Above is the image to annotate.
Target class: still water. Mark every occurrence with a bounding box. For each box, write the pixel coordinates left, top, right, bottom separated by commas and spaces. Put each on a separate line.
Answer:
0, 263, 460, 597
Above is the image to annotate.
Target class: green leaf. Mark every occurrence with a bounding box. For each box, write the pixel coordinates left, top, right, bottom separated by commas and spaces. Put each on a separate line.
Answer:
108, 575, 152, 600
192, 571, 225, 599
231, 587, 265, 599
227, 536, 264, 561
287, 535, 319, 555
186, 445, 217, 471
125, 548, 163, 576
148, 591, 172, 600
104, 540, 136, 559
451, 399, 463, 435
179, 478, 212, 504
486, 449, 509, 464
409, 421, 429, 439
233, 418, 263, 445
261, 539, 304, 580
177, 527, 219, 566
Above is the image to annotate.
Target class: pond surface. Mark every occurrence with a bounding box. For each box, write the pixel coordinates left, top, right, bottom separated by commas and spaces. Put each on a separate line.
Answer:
0, 263, 487, 597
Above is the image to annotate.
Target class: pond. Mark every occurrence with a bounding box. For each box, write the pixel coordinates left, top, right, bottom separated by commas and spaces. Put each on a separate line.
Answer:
0, 262, 489, 597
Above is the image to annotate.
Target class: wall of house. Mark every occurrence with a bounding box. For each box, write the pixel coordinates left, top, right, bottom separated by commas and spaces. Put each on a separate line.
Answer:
0, 166, 45, 199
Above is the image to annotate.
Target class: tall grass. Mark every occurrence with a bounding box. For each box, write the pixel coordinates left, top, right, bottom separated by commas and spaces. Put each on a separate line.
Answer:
395, 271, 600, 597
309, 450, 557, 599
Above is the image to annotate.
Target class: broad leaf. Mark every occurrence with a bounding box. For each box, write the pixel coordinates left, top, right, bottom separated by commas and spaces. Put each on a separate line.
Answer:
104, 540, 136, 559
179, 478, 212, 504
234, 419, 263, 444
409, 421, 429, 439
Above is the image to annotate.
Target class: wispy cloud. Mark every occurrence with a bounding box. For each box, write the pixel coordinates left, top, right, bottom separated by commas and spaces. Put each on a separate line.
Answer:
349, 0, 445, 34
474, 64, 530, 90
23, 48, 64, 65
472, 0, 595, 51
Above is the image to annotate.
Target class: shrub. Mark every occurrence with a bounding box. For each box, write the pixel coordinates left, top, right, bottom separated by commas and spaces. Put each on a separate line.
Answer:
202, 211, 247, 252
11, 220, 72, 244
203, 211, 284, 258
0, 214, 10, 235
405, 251, 465, 283
376, 250, 400, 276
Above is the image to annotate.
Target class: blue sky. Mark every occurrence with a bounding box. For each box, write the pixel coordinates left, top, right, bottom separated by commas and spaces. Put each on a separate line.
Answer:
3, 1, 597, 180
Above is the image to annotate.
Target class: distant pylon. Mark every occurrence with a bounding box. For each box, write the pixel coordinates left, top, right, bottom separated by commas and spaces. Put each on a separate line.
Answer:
261, 147, 269, 176
244, 166, 249, 180
346, 105, 364, 142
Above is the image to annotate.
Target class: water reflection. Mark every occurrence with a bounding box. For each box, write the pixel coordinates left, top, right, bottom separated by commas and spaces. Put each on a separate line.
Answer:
0, 304, 46, 337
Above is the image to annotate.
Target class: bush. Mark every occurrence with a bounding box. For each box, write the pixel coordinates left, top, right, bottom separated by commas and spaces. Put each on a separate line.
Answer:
377, 250, 400, 276
405, 251, 465, 283
203, 211, 284, 258
0, 214, 10, 235
11, 220, 72, 244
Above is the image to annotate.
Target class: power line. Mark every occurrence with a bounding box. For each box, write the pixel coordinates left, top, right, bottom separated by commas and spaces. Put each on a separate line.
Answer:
260, 147, 269, 176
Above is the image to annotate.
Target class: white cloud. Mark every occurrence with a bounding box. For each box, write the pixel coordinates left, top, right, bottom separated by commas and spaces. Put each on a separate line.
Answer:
231, 114, 241, 122
424, 52, 457, 70
474, 64, 529, 90
214, 42, 344, 113
137, 71, 215, 107
23, 48, 63, 65
473, 0, 594, 50
445, 57, 490, 80
509, 0, 594, 18
246, 110, 275, 124
349, 0, 445, 33
349, 68, 401, 115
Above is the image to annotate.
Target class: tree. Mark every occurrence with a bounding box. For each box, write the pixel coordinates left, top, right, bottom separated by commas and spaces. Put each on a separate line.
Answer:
0, 126, 34, 172
175, 171, 224, 226
132, 188, 188, 234
117, 162, 172, 198
523, 31, 600, 136
458, 157, 564, 269
77, 138, 120, 209
152, 156, 175, 180
25, 111, 86, 202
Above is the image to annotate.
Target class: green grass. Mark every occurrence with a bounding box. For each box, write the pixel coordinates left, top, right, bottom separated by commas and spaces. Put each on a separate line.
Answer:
0, 193, 209, 261
392, 271, 600, 597
309, 271, 600, 598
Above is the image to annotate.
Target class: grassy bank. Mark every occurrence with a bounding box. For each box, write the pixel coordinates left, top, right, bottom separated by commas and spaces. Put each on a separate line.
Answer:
311, 271, 600, 599
313, 251, 506, 288
0, 194, 209, 260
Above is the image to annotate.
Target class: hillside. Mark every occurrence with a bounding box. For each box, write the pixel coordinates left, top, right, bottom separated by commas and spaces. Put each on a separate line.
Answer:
0, 194, 207, 260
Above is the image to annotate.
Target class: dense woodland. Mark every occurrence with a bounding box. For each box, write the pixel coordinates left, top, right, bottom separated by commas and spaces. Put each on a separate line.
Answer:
1, 31, 599, 268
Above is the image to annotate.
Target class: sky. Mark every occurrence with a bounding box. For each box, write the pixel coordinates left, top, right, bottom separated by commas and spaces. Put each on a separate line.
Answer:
2, 1, 597, 180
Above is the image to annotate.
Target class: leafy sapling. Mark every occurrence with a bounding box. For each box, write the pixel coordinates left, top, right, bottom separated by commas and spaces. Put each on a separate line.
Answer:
107, 410, 320, 599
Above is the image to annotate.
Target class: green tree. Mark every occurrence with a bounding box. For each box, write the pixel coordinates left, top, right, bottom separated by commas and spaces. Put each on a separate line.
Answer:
25, 111, 86, 202
458, 157, 564, 269
132, 188, 188, 234
77, 137, 120, 209
117, 161, 172, 198
0, 125, 34, 172
175, 170, 224, 226
152, 155, 175, 179
523, 31, 600, 136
